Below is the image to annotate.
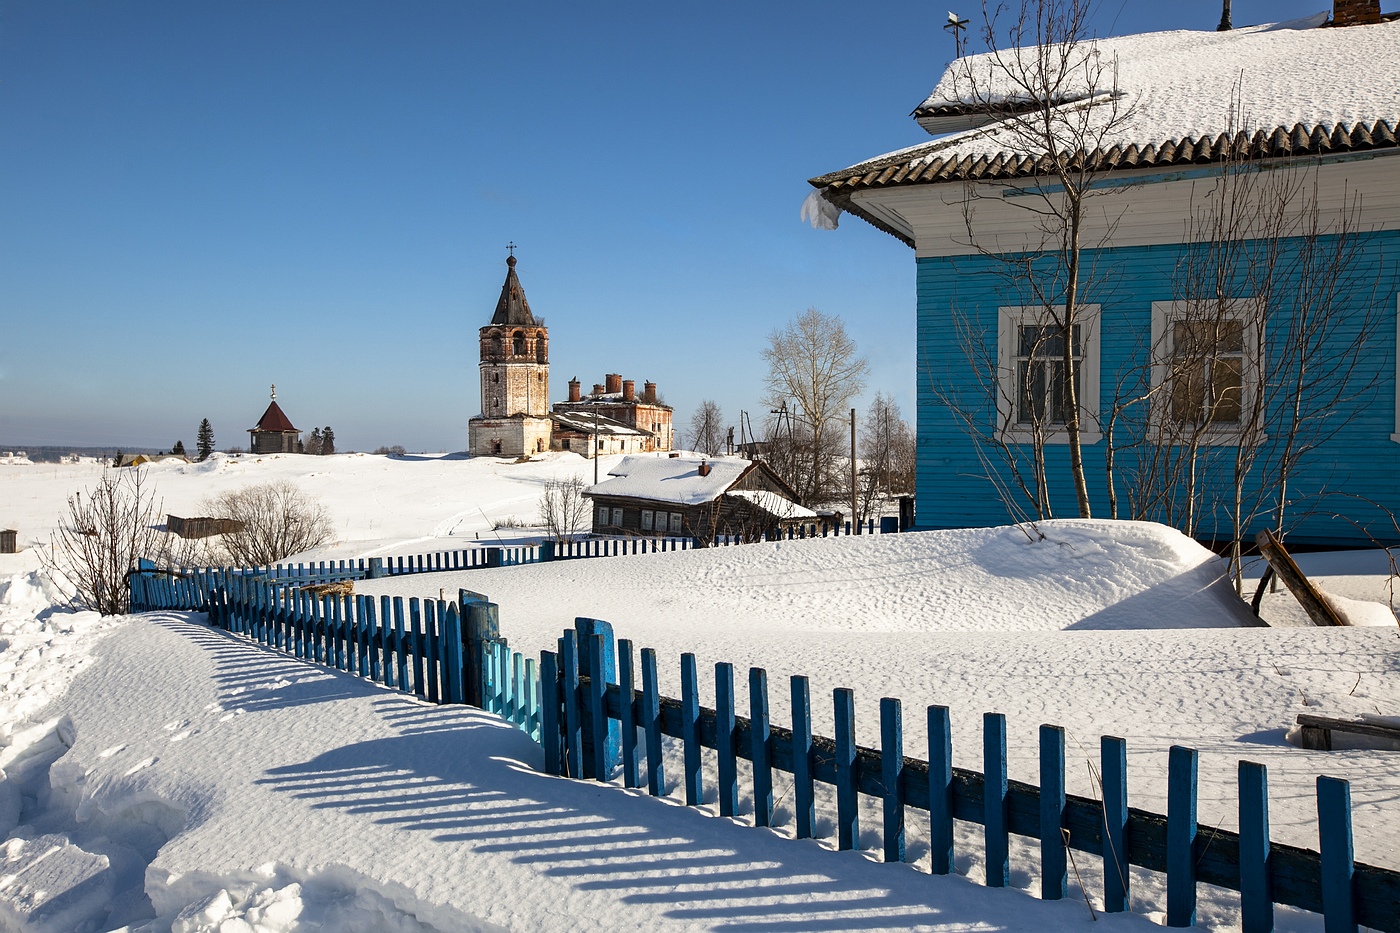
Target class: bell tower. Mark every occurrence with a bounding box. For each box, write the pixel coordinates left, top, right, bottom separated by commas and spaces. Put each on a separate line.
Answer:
468, 250, 553, 457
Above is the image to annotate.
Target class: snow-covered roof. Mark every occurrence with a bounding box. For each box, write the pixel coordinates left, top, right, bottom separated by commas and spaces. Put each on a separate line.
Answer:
725, 489, 817, 520
551, 411, 647, 436
809, 15, 1400, 221
585, 455, 753, 506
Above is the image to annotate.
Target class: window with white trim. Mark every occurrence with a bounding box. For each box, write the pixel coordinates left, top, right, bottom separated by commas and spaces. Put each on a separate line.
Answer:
669, 512, 682, 533
997, 306, 1101, 442
611, 508, 624, 526
1151, 301, 1259, 434
641, 509, 653, 531
597, 506, 609, 526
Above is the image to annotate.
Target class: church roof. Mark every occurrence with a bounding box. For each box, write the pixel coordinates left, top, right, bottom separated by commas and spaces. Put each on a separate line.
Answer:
252, 400, 298, 434
490, 254, 536, 326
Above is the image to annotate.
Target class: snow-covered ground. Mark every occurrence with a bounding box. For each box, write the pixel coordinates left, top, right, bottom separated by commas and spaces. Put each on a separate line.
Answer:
0, 453, 1396, 932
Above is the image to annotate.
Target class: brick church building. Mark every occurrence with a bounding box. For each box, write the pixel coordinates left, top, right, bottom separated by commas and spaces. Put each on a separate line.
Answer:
468, 253, 673, 459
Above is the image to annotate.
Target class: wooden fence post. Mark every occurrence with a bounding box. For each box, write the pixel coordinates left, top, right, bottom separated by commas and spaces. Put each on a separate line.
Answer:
540, 650, 562, 774
576, 618, 619, 777
792, 675, 814, 839
984, 712, 1009, 887
716, 662, 737, 817
835, 687, 858, 851
1040, 724, 1067, 900
442, 603, 464, 704
881, 697, 905, 863
587, 633, 608, 780
642, 648, 663, 796
619, 639, 638, 789
1167, 745, 1198, 927
561, 631, 582, 779
1318, 776, 1356, 933
460, 591, 499, 708
1102, 735, 1129, 912
929, 705, 954, 874
1239, 760, 1272, 933
409, 599, 425, 699
681, 653, 701, 806
750, 668, 772, 828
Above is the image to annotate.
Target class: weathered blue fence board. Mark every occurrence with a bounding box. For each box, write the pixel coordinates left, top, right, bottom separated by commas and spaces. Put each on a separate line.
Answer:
984, 712, 1009, 887
1103, 735, 1130, 913
1168, 745, 1199, 927
881, 697, 905, 864
1240, 760, 1272, 933
750, 668, 772, 829
1040, 724, 1067, 900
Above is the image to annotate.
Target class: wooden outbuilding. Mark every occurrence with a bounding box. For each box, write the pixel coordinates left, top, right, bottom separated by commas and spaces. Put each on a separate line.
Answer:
248, 386, 302, 454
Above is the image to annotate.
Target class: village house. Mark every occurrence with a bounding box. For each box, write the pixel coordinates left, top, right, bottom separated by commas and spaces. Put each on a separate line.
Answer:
467, 252, 674, 458
584, 454, 817, 544
248, 387, 302, 454
806, 4, 1400, 545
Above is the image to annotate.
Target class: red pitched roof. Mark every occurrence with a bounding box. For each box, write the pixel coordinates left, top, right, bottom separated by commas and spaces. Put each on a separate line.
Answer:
252, 400, 298, 433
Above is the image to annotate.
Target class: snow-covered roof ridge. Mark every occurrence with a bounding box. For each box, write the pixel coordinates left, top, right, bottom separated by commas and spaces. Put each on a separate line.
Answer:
810, 15, 1400, 198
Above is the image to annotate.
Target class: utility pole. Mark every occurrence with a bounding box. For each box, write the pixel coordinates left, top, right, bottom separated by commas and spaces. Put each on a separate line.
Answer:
850, 408, 857, 535
1217, 0, 1232, 30
593, 407, 600, 484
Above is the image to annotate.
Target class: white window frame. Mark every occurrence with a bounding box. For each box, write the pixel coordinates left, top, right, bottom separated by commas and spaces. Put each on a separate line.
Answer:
597, 506, 609, 526
669, 512, 682, 533
612, 508, 624, 526
1150, 300, 1262, 444
996, 305, 1101, 444
640, 509, 653, 531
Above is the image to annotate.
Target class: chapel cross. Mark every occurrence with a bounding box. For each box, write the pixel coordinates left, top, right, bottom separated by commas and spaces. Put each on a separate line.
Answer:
271, 383, 276, 400
507, 241, 517, 257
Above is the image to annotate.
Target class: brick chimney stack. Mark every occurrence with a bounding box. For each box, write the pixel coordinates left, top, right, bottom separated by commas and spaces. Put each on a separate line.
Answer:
605, 373, 623, 394
1333, 0, 1381, 25
698, 460, 711, 477
643, 381, 657, 403
592, 383, 606, 396
622, 379, 635, 401
568, 378, 581, 402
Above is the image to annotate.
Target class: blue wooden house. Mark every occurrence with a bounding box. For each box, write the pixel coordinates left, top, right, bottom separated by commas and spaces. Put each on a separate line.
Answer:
807, 6, 1400, 545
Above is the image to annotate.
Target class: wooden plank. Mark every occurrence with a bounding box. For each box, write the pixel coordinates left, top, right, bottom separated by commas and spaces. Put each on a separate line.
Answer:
1168, 745, 1199, 927
881, 697, 905, 863
750, 668, 772, 828
642, 648, 663, 796
1240, 760, 1273, 933
423, 600, 440, 704
618, 639, 638, 788
1297, 714, 1400, 742
792, 675, 814, 839
1318, 776, 1357, 933
1103, 735, 1130, 912
587, 633, 608, 780
540, 651, 562, 775
1256, 529, 1346, 626
561, 632, 582, 780
984, 712, 1009, 887
681, 653, 702, 806
716, 662, 737, 817
929, 705, 954, 874
409, 599, 425, 699
393, 598, 408, 692
835, 687, 858, 850
1040, 724, 1067, 900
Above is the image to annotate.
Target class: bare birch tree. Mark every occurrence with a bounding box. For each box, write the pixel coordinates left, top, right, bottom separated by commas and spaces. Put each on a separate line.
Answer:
946, 0, 1135, 518
761, 308, 869, 504
539, 476, 591, 545
688, 401, 726, 456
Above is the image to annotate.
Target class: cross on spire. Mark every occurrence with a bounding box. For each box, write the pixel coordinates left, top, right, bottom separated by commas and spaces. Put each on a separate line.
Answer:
271, 383, 276, 400
507, 241, 517, 257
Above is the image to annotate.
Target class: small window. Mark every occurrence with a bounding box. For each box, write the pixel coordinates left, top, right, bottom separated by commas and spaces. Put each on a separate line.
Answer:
997, 305, 1101, 443
492, 372, 499, 383
669, 512, 682, 533
641, 510, 653, 530
513, 332, 526, 355
598, 506, 609, 525
1151, 301, 1259, 436
612, 508, 624, 525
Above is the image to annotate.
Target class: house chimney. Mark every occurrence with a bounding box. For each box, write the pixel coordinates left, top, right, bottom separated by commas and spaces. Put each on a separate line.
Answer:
1332, 0, 1381, 25
622, 379, 635, 401
568, 378, 581, 403
605, 373, 623, 394
592, 383, 606, 396
643, 381, 657, 403
698, 460, 711, 477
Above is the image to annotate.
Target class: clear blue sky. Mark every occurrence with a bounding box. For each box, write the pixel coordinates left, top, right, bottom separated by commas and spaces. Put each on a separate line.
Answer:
0, 1, 1332, 452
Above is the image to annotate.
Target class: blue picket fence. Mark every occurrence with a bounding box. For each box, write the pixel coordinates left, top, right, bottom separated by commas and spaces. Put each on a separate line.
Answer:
535, 617, 1400, 933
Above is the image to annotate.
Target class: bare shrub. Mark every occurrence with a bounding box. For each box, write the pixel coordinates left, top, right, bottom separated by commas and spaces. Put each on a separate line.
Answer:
205, 480, 335, 566
539, 476, 590, 545
43, 469, 167, 615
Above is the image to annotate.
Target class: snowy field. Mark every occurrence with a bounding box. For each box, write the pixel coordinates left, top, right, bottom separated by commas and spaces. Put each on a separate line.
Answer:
0, 452, 1397, 932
